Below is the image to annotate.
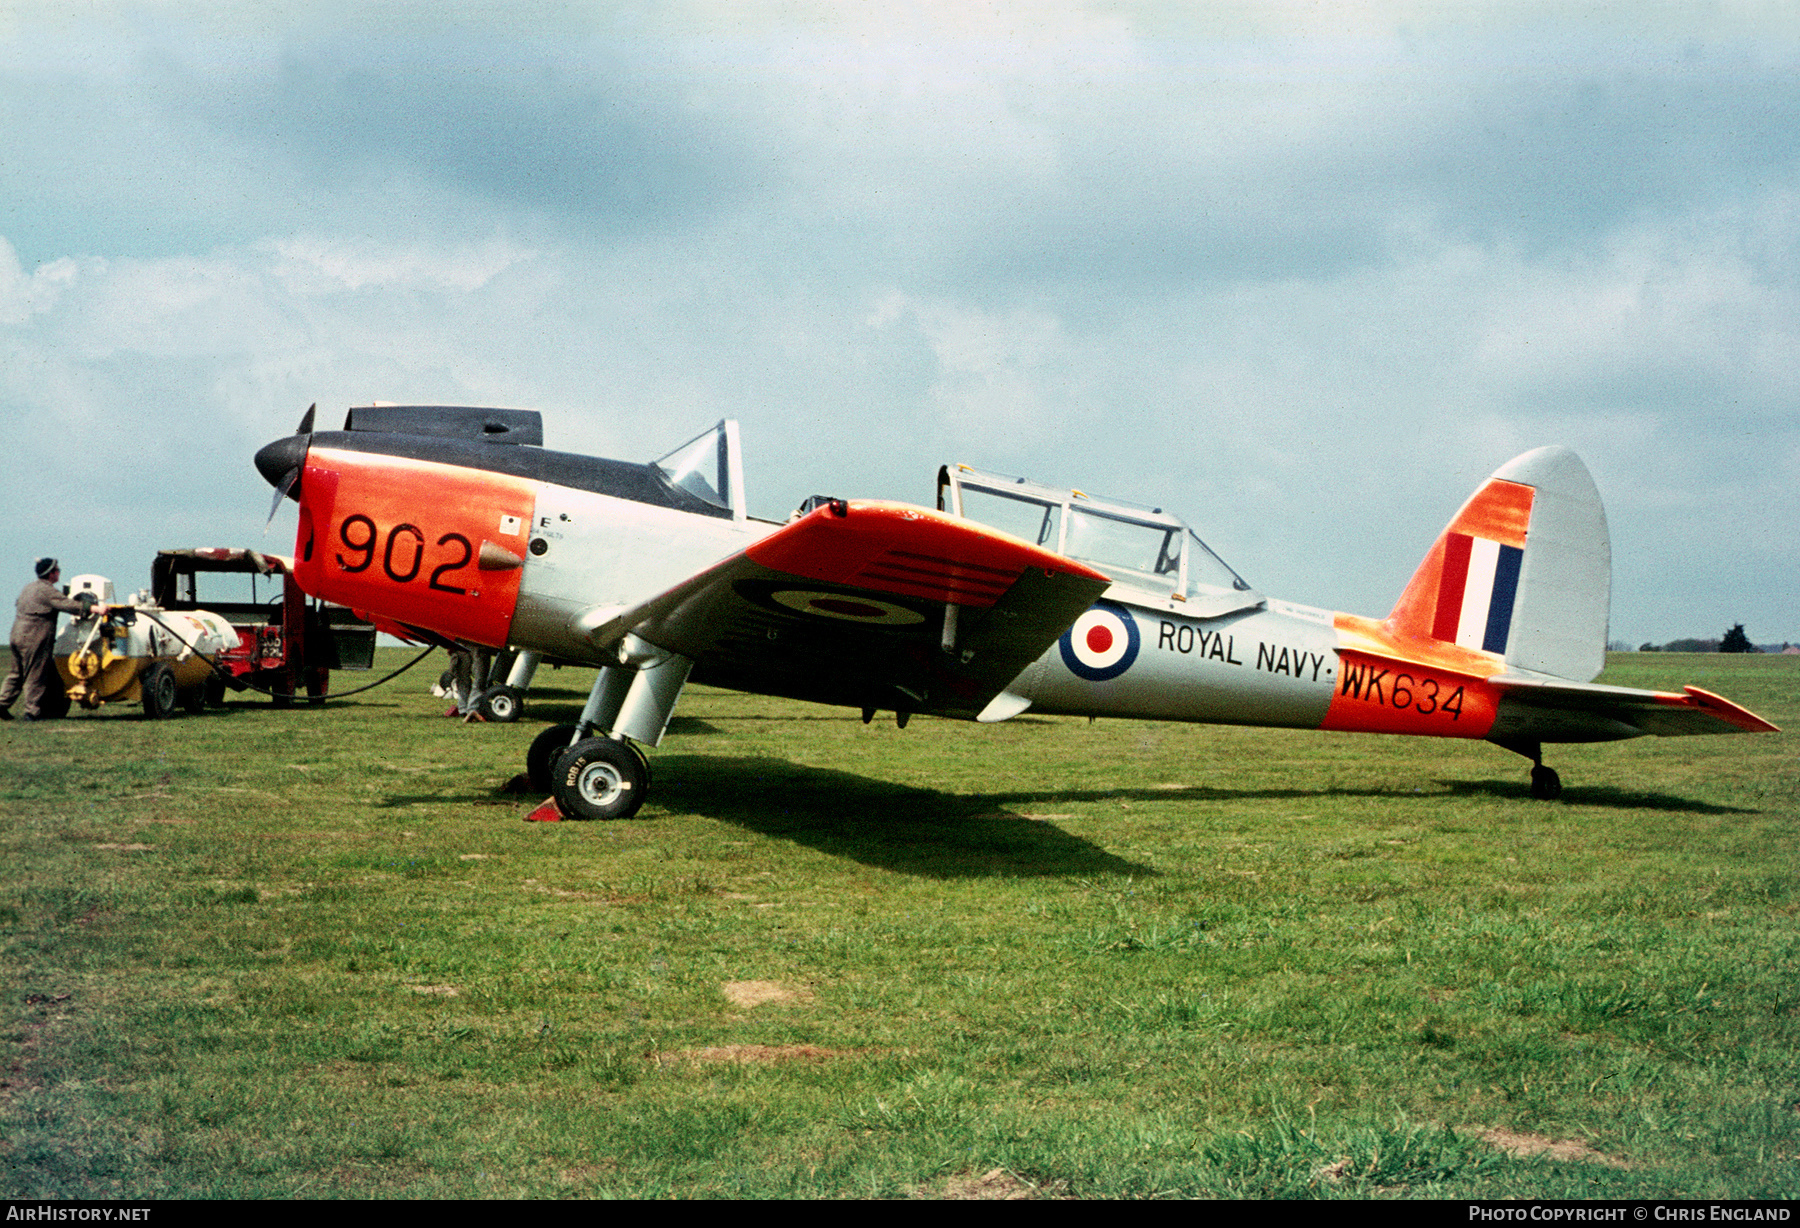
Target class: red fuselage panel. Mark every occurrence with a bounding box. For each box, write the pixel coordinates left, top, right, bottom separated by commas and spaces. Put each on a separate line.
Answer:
293, 448, 537, 648
1320, 649, 1500, 739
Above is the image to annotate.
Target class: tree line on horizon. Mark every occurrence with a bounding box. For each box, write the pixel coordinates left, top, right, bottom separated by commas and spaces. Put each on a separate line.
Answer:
1632, 624, 1771, 653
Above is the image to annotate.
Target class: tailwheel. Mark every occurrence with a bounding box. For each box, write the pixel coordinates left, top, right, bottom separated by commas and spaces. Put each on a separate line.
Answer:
551, 736, 649, 821
1530, 764, 1563, 801
1495, 740, 1563, 803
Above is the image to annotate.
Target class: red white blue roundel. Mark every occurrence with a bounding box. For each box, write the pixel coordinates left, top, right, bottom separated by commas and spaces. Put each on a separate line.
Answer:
1060, 602, 1140, 681
769, 589, 926, 626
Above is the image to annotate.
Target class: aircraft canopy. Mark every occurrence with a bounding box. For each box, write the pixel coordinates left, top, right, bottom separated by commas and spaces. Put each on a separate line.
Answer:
938, 464, 1261, 615
652, 420, 747, 522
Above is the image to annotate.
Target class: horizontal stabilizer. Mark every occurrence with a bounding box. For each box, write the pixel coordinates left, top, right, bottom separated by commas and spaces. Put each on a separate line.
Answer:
1490, 675, 1779, 740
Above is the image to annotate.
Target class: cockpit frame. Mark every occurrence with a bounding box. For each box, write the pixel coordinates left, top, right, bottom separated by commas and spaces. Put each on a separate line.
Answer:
653, 419, 747, 523
937, 463, 1261, 616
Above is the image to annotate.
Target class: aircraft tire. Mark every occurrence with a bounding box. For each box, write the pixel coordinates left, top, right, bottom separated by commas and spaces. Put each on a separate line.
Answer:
1530, 765, 1562, 801
480, 685, 525, 723
181, 685, 206, 715
526, 723, 581, 793
204, 674, 227, 708
552, 737, 648, 821
142, 664, 178, 720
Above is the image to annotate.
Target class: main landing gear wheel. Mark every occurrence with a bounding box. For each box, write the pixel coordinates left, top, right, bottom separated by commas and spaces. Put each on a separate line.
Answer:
1530, 765, 1563, 801
480, 685, 524, 723
526, 723, 580, 793
551, 737, 649, 821
141, 663, 178, 719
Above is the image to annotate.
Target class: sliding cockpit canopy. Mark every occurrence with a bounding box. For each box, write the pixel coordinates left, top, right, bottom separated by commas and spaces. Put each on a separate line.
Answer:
938, 464, 1263, 617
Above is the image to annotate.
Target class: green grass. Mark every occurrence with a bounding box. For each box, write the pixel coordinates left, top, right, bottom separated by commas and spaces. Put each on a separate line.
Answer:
3, 652, 1796, 1198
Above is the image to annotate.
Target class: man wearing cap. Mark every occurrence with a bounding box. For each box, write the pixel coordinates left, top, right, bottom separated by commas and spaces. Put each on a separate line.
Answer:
0, 559, 92, 721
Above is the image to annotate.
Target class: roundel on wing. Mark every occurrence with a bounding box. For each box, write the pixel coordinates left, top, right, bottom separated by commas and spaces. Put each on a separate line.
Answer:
1059, 602, 1140, 681
768, 589, 926, 626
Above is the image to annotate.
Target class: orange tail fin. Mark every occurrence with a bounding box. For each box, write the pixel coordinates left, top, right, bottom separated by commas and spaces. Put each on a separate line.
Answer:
1388, 447, 1610, 683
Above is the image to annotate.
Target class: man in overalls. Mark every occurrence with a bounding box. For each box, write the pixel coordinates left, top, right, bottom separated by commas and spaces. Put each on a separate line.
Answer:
1, 558, 92, 721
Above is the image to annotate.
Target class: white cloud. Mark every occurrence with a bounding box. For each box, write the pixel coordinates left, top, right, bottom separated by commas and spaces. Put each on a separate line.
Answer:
0, 239, 81, 324
266, 236, 538, 294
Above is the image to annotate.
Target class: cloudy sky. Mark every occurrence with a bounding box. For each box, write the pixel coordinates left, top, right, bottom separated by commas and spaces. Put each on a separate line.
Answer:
3, 1, 1796, 646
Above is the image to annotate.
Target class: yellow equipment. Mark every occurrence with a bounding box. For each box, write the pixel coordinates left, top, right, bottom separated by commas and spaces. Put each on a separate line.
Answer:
54, 576, 237, 717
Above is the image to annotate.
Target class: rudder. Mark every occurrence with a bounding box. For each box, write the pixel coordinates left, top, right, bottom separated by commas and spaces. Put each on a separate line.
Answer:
1387, 447, 1609, 682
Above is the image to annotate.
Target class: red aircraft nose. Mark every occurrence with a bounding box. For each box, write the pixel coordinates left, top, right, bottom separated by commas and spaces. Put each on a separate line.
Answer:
288, 441, 538, 650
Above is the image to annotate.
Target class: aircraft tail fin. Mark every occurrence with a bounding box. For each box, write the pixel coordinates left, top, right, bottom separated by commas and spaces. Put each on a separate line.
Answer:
1387, 447, 1610, 682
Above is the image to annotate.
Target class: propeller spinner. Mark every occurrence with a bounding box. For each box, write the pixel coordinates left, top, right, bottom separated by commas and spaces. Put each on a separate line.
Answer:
256, 403, 316, 527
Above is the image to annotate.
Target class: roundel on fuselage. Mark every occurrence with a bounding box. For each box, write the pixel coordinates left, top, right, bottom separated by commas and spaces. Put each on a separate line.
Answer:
1059, 602, 1140, 681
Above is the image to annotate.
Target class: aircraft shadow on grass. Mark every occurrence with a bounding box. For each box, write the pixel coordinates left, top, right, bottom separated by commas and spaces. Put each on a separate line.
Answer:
521, 710, 1761, 818
374, 750, 1754, 880
380, 753, 1148, 878
643, 754, 1156, 880
956, 776, 1757, 816
643, 737, 1760, 820
1437, 779, 1757, 814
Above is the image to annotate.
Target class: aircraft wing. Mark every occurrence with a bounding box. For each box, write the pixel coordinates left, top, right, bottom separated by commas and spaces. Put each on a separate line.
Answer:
1489, 675, 1779, 738
576, 500, 1113, 720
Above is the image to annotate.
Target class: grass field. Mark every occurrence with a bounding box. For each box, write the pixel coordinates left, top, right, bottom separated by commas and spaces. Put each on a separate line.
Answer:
3, 651, 1796, 1199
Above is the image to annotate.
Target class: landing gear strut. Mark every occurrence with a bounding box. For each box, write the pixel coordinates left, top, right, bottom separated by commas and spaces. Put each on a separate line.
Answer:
523, 639, 690, 821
